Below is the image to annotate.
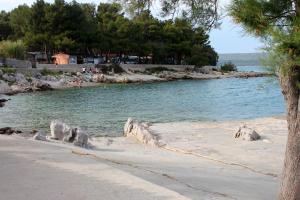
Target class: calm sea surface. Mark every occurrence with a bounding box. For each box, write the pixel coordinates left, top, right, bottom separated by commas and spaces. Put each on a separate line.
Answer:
0, 66, 285, 136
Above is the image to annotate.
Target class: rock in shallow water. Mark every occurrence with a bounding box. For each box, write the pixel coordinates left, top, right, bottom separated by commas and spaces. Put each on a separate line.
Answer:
235, 125, 261, 141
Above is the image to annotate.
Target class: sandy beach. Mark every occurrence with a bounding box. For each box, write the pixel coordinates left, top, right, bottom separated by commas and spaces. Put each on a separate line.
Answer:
0, 116, 287, 200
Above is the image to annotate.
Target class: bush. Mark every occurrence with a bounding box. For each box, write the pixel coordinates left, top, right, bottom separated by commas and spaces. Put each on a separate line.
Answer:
40, 68, 62, 76
0, 67, 16, 74
0, 40, 26, 59
220, 62, 237, 72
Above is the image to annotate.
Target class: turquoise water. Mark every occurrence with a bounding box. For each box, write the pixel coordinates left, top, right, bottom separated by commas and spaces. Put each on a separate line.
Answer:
0, 66, 285, 136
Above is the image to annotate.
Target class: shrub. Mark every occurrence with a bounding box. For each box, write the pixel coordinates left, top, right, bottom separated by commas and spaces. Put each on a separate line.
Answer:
40, 68, 62, 76
220, 62, 237, 72
0, 67, 16, 74
0, 40, 26, 59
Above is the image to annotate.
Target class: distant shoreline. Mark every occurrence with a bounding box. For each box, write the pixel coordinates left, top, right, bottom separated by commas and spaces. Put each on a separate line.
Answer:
0, 67, 273, 96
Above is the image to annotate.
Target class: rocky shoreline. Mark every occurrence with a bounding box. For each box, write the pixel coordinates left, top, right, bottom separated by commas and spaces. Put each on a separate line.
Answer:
0, 66, 272, 97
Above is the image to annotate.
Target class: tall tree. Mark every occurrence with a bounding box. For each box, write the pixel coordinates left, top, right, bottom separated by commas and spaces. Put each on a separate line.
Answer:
229, 0, 300, 199
9, 5, 31, 39
0, 11, 12, 41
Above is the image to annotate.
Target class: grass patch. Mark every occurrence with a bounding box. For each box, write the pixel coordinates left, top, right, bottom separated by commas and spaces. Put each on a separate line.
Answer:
40, 68, 62, 76
0, 66, 16, 74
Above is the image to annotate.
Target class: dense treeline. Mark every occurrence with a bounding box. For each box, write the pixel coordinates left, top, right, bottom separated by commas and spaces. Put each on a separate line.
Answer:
0, 0, 218, 66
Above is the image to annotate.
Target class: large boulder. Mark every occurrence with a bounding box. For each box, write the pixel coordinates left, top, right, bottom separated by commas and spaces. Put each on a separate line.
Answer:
73, 129, 89, 148
33, 131, 48, 141
10, 84, 32, 93
0, 80, 12, 94
15, 73, 29, 85
2, 73, 16, 82
63, 128, 78, 143
50, 120, 71, 140
63, 127, 89, 147
124, 118, 164, 147
234, 125, 261, 141
32, 79, 53, 91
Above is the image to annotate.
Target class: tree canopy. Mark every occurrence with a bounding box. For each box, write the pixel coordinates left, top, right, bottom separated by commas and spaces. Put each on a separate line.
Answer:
0, 0, 218, 66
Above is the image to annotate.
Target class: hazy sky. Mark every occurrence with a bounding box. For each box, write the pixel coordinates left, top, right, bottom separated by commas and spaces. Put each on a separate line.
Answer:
1, 0, 264, 54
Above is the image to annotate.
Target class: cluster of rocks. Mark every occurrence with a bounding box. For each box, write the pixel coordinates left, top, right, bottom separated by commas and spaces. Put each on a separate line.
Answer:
32, 120, 89, 148
234, 125, 261, 141
124, 118, 165, 147
0, 127, 22, 135
48, 120, 89, 147
0, 70, 53, 94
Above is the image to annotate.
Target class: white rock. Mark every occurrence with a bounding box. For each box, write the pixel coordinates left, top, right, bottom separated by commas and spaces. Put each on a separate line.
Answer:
234, 125, 261, 141
73, 128, 89, 148
15, 73, 29, 85
2, 74, 16, 82
0, 80, 12, 94
63, 128, 77, 143
50, 120, 71, 140
92, 74, 106, 82
10, 84, 31, 93
124, 118, 164, 147
33, 131, 48, 141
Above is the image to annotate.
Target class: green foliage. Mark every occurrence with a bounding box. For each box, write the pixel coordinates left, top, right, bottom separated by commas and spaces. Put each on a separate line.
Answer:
0, 67, 16, 74
228, 0, 300, 74
220, 62, 237, 72
0, 40, 26, 59
40, 68, 62, 76
0, 0, 218, 65
9, 5, 31, 39
0, 11, 12, 41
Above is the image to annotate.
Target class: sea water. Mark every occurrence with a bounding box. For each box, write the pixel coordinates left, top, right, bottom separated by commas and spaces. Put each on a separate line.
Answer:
0, 66, 285, 136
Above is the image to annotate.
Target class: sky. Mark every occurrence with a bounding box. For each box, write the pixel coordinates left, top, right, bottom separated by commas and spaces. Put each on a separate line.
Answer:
0, 0, 264, 54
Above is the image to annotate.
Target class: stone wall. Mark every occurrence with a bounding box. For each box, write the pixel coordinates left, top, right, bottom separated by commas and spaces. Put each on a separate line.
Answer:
36, 63, 95, 72
3, 58, 32, 68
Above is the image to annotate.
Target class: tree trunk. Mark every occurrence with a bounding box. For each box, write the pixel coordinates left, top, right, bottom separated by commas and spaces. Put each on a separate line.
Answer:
278, 66, 300, 200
